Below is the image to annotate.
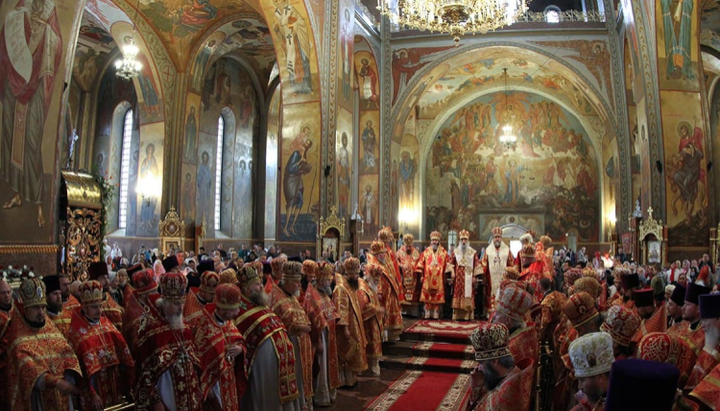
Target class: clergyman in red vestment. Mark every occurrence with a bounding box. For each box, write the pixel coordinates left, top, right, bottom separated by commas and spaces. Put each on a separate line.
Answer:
467, 323, 534, 411
134, 272, 203, 411
5, 278, 82, 411
189, 283, 247, 411
448, 230, 484, 321
67, 280, 135, 410
414, 230, 449, 319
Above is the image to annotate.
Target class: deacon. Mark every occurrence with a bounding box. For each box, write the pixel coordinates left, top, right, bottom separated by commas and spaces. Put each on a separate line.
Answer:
397, 234, 421, 304
357, 265, 384, 376
5, 278, 82, 411
304, 261, 341, 406
366, 240, 403, 340
134, 272, 203, 411
268, 261, 314, 409
233, 265, 302, 411
667, 284, 686, 329
668, 283, 711, 355
184, 270, 220, 324
59, 273, 81, 311
568, 332, 615, 411
467, 323, 534, 411
68, 280, 135, 410
189, 283, 246, 411
414, 230, 449, 319
634, 288, 667, 339
88, 261, 124, 330
481, 227, 515, 311
43, 274, 73, 338
334, 257, 368, 387
686, 292, 720, 389
447, 230, 484, 321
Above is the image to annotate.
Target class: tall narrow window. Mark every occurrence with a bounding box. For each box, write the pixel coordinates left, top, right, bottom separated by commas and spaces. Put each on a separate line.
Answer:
118, 109, 133, 229
214, 115, 224, 231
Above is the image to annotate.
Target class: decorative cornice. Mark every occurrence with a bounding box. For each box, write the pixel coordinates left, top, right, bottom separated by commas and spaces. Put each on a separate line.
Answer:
0, 245, 59, 255
381, 16, 393, 226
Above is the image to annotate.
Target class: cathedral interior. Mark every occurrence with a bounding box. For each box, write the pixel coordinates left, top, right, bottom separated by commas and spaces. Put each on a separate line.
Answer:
1, 0, 720, 272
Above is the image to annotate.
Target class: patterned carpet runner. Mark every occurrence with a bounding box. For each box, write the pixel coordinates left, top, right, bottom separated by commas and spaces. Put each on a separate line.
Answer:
369, 320, 482, 410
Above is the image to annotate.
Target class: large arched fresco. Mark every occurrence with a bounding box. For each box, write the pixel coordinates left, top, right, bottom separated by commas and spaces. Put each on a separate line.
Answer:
425, 91, 601, 242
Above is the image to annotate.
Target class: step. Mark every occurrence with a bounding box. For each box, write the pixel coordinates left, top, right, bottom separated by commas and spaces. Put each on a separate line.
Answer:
380, 355, 477, 374
400, 319, 482, 344
383, 341, 475, 360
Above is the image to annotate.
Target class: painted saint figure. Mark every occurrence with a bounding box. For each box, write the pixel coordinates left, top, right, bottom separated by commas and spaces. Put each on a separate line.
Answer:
361, 120, 376, 171
399, 151, 416, 209
660, 0, 694, 80
139, 143, 158, 229
0, 0, 64, 228
184, 106, 197, 162
283, 138, 314, 236
197, 151, 213, 225
272, 0, 313, 94
362, 184, 377, 234
340, 9, 352, 100
358, 58, 378, 107
337, 132, 350, 219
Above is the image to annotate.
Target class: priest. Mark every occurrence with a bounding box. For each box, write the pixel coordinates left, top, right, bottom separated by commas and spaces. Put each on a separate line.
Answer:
397, 233, 421, 304
134, 272, 203, 411
43, 274, 73, 338
357, 265, 384, 376
268, 261, 314, 409
5, 278, 82, 411
122, 268, 159, 353
480, 227, 515, 314
334, 257, 368, 387
234, 265, 302, 411
366, 240, 403, 340
306, 262, 341, 405
67, 280, 135, 410
88, 261, 124, 330
184, 270, 220, 325
448, 230, 484, 321
414, 230, 449, 319
190, 283, 246, 411
378, 226, 404, 303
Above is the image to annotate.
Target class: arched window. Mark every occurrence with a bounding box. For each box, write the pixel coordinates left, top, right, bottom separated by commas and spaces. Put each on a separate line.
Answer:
118, 109, 133, 229
214, 115, 225, 231
545, 5, 561, 23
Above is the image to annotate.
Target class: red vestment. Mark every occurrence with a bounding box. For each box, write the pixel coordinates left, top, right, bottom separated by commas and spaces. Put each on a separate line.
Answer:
5, 309, 82, 411
386, 245, 406, 303
415, 246, 449, 306
67, 307, 135, 408
121, 291, 148, 355
333, 274, 368, 372
509, 324, 539, 366
233, 295, 300, 403
467, 359, 535, 411
690, 362, 720, 411
397, 245, 421, 302
189, 303, 246, 411
102, 292, 124, 330
366, 254, 403, 339
134, 295, 203, 411
64, 294, 81, 311
303, 283, 340, 390
357, 277, 383, 359
269, 282, 314, 403
183, 288, 209, 325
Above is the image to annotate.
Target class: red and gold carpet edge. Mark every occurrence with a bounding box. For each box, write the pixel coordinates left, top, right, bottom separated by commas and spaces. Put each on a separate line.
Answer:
363, 370, 471, 411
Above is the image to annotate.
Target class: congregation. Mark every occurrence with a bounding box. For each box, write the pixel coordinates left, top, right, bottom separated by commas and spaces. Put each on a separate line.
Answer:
2, 226, 720, 411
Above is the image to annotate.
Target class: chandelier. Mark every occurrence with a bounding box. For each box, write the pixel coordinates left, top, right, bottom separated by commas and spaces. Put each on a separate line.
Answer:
115, 37, 142, 80
115, 0, 143, 80
499, 68, 517, 150
378, 0, 530, 45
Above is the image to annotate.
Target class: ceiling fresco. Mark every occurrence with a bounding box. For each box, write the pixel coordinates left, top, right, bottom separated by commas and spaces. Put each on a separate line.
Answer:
204, 18, 276, 81
74, 11, 116, 90
701, 1, 720, 54
413, 47, 604, 124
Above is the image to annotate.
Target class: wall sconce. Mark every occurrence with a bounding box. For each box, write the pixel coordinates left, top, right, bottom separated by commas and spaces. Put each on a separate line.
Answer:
137, 174, 162, 201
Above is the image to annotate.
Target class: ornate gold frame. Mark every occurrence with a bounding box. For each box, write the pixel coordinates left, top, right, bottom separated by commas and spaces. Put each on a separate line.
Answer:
159, 206, 186, 254
317, 206, 345, 260
638, 207, 666, 266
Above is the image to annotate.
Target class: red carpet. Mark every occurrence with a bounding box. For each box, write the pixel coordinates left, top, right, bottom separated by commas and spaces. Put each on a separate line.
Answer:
404, 319, 481, 340
414, 342, 471, 355
364, 370, 471, 411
